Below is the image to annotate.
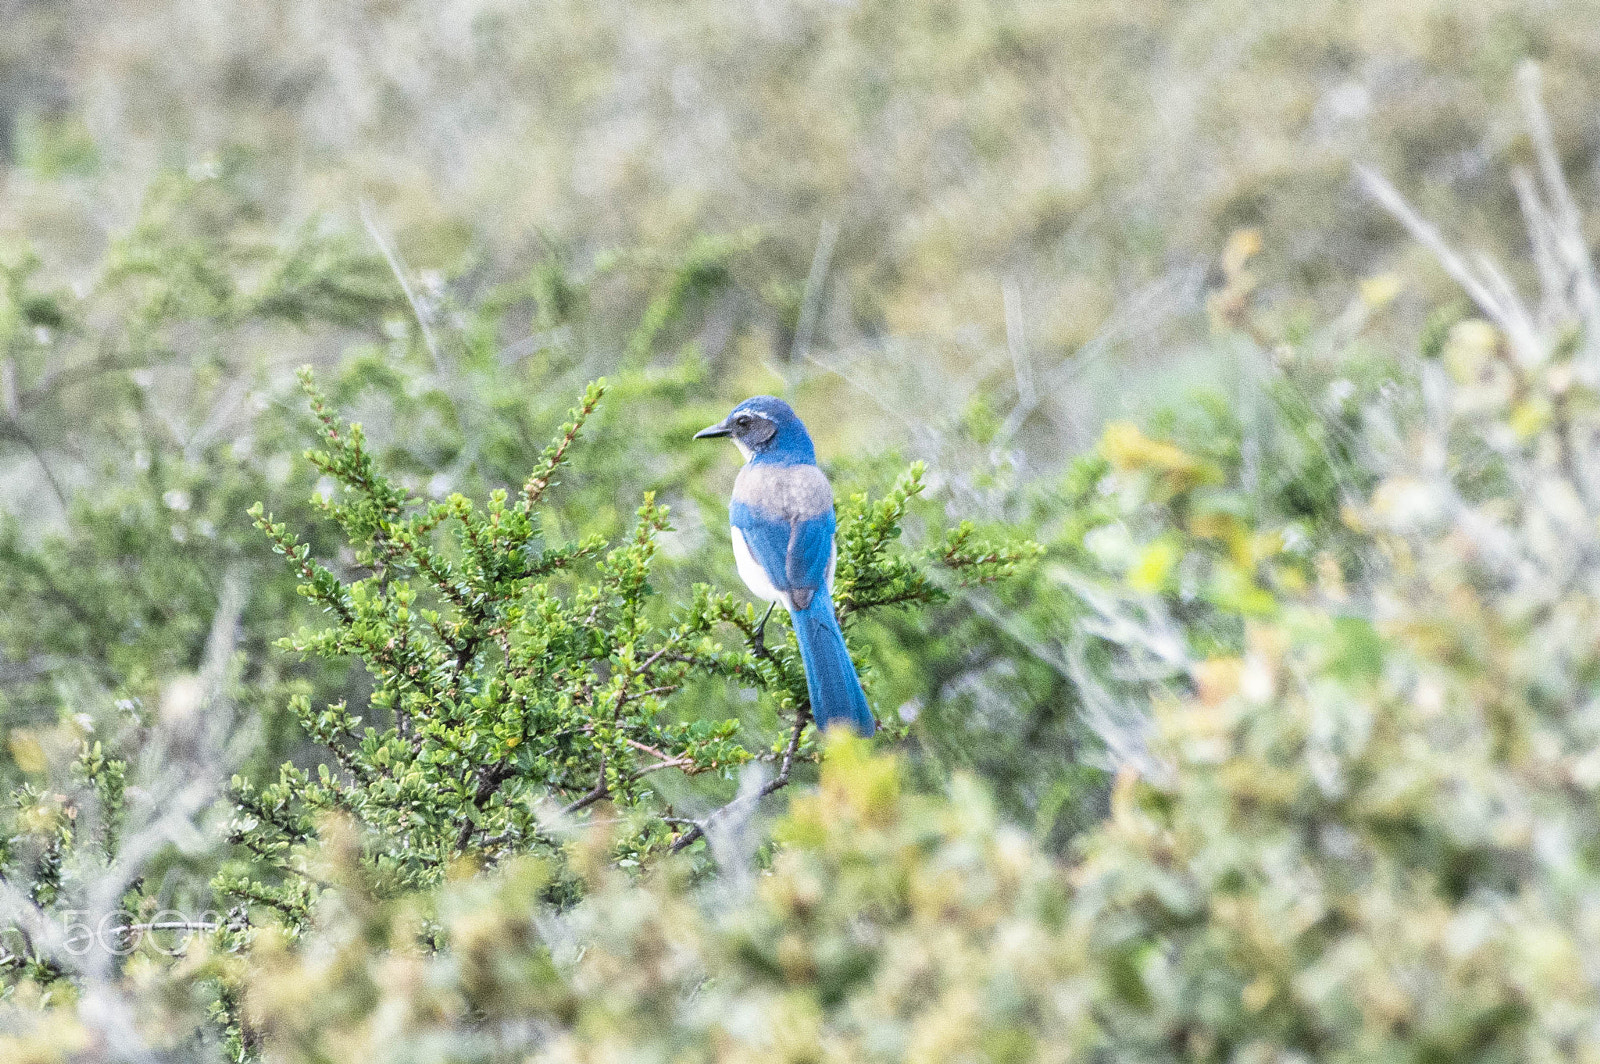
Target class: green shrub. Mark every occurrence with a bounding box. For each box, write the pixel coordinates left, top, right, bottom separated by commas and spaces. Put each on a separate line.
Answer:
221, 369, 1029, 926
243, 739, 1094, 1064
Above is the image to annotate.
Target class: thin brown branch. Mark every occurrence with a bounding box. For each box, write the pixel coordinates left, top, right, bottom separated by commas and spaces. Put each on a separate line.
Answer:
670, 703, 809, 855
561, 776, 610, 816
634, 759, 693, 777
623, 736, 679, 763
454, 762, 516, 851
634, 634, 685, 677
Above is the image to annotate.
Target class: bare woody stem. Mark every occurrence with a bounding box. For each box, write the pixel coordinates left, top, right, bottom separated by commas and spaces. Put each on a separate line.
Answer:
670, 699, 809, 855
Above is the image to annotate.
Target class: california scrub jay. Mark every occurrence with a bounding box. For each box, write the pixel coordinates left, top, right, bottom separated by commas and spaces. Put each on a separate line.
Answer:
696, 397, 875, 736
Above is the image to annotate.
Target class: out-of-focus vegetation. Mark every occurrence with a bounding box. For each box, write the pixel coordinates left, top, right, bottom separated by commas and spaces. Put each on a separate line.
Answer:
5, 2, 1600, 1061
8, 1, 1600, 431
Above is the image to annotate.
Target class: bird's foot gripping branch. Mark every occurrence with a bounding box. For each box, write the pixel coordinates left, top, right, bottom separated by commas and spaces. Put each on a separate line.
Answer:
222, 369, 1034, 923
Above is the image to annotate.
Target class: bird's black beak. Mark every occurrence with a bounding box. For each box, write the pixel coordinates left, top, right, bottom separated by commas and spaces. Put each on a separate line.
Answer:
693, 418, 731, 440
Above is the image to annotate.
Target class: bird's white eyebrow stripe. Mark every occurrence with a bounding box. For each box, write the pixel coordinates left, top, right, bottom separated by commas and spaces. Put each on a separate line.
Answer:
731, 463, 833, 521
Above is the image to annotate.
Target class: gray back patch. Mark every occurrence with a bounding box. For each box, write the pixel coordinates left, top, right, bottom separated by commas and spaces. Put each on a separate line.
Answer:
732, 463, 833, 521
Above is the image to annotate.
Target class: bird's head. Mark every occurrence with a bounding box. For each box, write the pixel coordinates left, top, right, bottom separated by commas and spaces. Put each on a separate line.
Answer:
694, 395, 816, 464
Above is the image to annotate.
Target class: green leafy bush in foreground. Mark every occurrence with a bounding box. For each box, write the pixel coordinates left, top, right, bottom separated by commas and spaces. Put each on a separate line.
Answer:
244, 739, 1092, 1064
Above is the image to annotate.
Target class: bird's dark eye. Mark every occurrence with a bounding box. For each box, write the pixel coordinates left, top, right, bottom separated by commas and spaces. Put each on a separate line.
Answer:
736, 415, 751, 428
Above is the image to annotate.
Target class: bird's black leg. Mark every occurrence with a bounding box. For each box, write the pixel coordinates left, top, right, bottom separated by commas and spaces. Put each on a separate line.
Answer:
752, 601, 776, 645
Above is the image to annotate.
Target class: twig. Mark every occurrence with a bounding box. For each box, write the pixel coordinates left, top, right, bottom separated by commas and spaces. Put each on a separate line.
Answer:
360, 199, 444, 373
560, 776, 611, 816
791, 219, 840, 365
633, 759, 693, 778
454, 762, 516, 851
670, 704, 808, 855
521, 385, 603, 508
1356, 166, 1543, 366
992, 278, 1039, 454
623, 736, 684, 764
0, 419, 71, 516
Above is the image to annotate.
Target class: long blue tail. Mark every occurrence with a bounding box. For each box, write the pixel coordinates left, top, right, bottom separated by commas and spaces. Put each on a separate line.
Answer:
789, 592, 875, 736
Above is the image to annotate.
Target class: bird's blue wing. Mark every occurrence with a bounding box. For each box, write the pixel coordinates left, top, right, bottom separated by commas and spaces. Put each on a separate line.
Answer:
786, 509, 835, 591
729, 502, 834, 595
730, 500, 792, 589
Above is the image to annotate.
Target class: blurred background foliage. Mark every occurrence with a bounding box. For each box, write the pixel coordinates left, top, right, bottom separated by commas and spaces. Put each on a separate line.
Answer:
7, 0, 1600, 421
6, 0, 1600, 1060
